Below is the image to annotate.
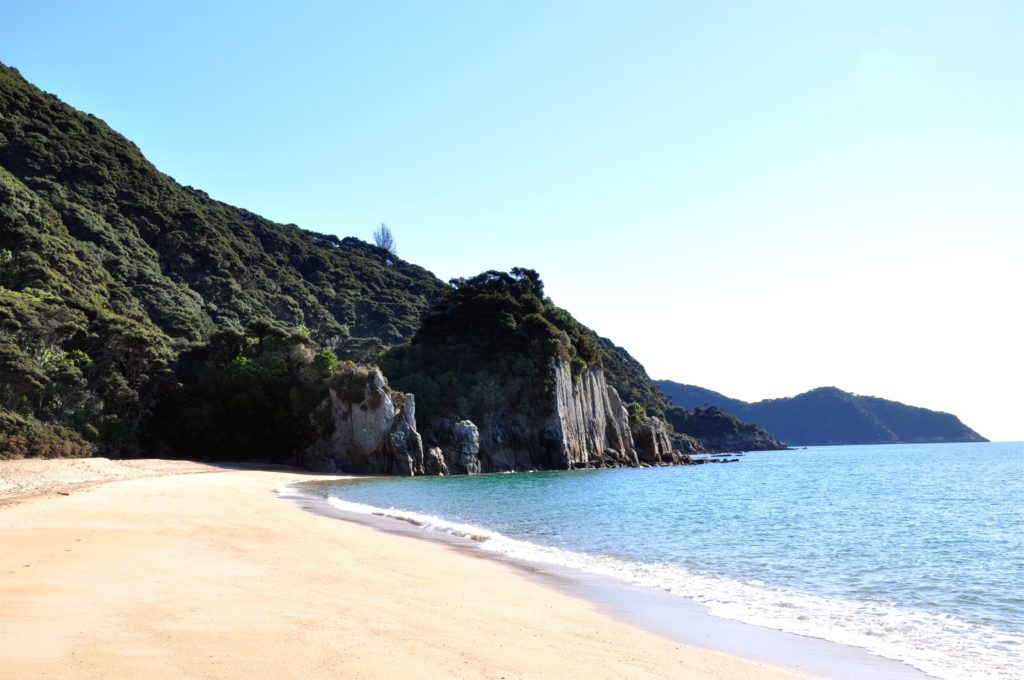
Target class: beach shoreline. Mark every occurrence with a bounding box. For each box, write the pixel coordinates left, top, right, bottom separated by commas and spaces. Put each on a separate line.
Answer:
284, 480, 933, 680
1, 458, 813, 679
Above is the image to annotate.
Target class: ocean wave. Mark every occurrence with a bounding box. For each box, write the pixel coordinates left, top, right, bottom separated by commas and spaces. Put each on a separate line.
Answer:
319, 492, 1023, 680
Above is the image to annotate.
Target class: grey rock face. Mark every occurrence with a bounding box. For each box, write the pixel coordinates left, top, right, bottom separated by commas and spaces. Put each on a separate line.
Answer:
302, 368, 424, 475
423, 446, 449, 475
449, 419, 482, 475
632, 416, 676, 464
303, 361, 687, 476
545, 359, 639, 469
476, 413, 536, 472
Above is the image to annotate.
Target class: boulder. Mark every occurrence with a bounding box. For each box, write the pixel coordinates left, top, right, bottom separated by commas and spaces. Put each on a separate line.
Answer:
632, 416, 674, 464
449, 419, 482, 475
423, 447, 449, 476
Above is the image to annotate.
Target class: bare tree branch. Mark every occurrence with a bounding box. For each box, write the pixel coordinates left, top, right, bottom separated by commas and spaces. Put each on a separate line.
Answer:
373, 222, 396, 255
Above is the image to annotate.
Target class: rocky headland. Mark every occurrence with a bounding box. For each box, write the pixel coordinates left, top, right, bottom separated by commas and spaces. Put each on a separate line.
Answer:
301, 347, 770, 476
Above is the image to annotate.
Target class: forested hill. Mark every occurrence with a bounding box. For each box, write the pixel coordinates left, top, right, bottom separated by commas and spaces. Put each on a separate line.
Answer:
655, 381, 988, 446
0, 63, 446, 456
1, 62, 693, 461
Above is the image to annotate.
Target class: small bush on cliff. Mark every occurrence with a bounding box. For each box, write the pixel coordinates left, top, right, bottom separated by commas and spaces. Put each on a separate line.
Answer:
330, 360, 377, 405
627, 402, 647, 423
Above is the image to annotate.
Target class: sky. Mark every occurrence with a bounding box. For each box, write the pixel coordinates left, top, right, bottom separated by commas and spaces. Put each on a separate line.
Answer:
2, 1, 1022, 441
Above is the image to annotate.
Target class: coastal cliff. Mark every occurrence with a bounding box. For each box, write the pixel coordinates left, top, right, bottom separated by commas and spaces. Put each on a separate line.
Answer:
374, 269, 705, 475
301, 355, 690, 475
301, 368, 423, 475
546, 359, 639, 469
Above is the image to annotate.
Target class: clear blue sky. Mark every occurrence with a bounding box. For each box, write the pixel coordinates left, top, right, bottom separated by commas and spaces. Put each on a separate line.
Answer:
3, 1, 1022, 440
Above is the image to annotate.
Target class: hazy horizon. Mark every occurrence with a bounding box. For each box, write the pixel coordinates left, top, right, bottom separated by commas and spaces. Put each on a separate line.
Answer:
3, 1, 1021, 440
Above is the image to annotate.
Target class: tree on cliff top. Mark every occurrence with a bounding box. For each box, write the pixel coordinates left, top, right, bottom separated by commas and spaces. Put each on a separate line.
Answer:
373, 222, 396, 255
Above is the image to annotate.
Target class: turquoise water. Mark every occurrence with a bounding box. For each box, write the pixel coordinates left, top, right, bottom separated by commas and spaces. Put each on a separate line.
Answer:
303, 442, 1023, 679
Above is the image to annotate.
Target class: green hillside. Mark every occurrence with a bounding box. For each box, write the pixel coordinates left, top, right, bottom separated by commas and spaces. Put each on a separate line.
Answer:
0, 63, 445, 457
1, 62, 685, 462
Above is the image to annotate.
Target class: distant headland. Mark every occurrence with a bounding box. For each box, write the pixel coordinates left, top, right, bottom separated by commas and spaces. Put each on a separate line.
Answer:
654, 382, 987, 446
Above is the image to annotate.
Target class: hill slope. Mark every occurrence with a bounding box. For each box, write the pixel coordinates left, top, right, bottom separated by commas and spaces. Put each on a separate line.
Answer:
0, 62, 446, 456
655, 381, 988, 445
1, 62, 699, 463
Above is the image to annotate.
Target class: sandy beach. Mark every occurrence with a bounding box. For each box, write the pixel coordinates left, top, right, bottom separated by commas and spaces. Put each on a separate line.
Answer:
0, 459, 816, 680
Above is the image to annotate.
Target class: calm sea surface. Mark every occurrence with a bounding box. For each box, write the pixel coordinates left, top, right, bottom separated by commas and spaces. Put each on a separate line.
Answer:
303, 442, 1023, 679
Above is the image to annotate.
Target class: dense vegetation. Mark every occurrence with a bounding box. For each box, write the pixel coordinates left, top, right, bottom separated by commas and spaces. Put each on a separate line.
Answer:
662, 405, 772, 440
382, 268, 607, 425
656, 381, 988, 445
598, 339, 670, 417
0, 63, 445, 458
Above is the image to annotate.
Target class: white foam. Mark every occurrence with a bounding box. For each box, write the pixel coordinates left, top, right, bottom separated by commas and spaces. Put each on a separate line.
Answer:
320, 494, 1023, 680
275, 483, 306, 498
275, 477, 354, 498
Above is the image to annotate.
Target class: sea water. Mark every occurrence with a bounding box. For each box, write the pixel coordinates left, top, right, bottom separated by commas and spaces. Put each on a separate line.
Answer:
298, 442, 1023, 680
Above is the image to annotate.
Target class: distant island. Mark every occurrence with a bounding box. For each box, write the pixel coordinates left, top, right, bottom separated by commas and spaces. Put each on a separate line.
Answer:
654, 382, 988, 446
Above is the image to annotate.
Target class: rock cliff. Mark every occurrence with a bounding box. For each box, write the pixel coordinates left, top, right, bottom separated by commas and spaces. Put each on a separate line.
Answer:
301, 368, 424, 475
300, 269, 724, 476
631, 416, 677, 464
301, 358, 697, 476
418, 359, 688, 474
545, 359, 640, 469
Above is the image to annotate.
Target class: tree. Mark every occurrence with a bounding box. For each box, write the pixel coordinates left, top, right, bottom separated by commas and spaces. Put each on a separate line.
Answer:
373, 222, 396, 255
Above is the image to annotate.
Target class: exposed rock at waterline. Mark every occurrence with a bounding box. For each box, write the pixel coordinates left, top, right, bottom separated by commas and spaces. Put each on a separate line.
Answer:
423, 446, 449, 475
632, 416, 675, 464
448, 420, 482, 475
301, 368, 423, 475
546, 359, 640, 469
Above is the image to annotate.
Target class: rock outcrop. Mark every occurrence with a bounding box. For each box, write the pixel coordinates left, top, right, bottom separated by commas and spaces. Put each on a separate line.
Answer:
301, 368, 424, 475
546, 359, 639, 469
421, 359, 683, 473
695, 431, 786, 453
631, 416, 675, 464
423, 447, 449, 475
447, 420, 483, 475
